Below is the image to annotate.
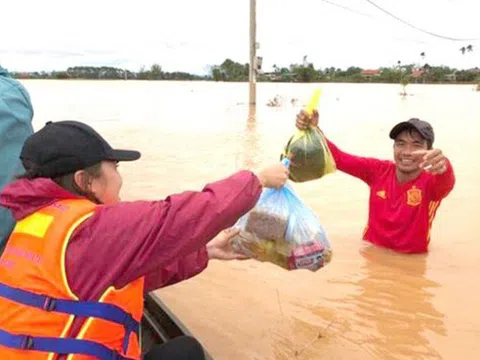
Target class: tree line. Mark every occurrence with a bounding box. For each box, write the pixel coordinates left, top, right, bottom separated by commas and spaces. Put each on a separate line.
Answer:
10, 60, 480, 85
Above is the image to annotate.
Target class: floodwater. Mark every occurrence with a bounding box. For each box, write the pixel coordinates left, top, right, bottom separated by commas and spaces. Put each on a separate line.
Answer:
24, 80, 480, 359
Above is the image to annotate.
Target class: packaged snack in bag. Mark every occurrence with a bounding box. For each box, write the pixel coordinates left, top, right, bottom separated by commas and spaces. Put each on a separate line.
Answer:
281, 89, 336, 182
232, 179, 332, 271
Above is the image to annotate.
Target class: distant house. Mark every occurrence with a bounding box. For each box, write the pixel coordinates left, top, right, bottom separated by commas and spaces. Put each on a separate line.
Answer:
410, 68, 427, 83
445, 72, 457, 82
14, 73, 30, 79
260, 72, 298, 82
361, 69, 381, 77
411, 69, 425, 78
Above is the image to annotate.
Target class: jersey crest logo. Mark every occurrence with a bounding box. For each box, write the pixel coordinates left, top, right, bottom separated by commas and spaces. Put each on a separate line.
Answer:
407, 186, 422, 206
376, 190, 386, 199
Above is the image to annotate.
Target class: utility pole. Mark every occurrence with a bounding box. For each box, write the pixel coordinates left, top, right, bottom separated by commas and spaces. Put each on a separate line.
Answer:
249, 0, 256, 106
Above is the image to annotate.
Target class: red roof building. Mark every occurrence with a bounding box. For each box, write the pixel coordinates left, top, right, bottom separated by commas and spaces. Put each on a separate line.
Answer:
361, 69, 381, 76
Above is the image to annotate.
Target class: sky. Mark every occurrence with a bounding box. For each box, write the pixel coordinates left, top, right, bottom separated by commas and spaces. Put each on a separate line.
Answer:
1, 0, 479, 74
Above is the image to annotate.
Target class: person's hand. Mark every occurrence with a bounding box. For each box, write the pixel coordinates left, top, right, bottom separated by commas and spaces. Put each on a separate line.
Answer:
256, 163, 289, 188
206, 228, 248, 261
295, 109, 319, 130
412, 149, 448, 175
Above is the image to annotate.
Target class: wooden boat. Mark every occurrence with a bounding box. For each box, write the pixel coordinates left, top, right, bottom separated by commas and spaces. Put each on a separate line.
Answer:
141, 292, 213, 359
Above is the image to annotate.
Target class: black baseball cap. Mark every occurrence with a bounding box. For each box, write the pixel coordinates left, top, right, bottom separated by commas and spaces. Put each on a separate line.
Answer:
20, 120, 141, 178
389, 118, 435, 144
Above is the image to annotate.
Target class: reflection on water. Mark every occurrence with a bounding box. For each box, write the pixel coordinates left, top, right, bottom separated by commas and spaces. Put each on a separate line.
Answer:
241, 106, 261, 170
321, 245, 446, 359
271, 244, 447, 360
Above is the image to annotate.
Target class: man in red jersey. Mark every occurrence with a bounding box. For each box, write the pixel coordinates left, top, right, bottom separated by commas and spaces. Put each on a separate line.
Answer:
295, 110, 455, 254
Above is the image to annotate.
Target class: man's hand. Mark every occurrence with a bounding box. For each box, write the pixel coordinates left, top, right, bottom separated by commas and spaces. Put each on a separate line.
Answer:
296, 109, 319, 130
256, 163, 289, 189
206, 228, 248, 261
413, 149, 448, 175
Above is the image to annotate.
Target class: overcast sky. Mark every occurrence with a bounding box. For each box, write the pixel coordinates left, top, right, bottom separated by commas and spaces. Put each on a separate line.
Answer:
1, 0, 479, 74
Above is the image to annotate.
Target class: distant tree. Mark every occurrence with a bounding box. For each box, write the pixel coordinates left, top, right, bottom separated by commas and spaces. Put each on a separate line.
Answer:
400, 75, 409, 96
150, 64, 163, 80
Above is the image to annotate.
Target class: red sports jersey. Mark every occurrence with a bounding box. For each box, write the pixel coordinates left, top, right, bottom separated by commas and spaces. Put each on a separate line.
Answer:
326, 139, 455, 253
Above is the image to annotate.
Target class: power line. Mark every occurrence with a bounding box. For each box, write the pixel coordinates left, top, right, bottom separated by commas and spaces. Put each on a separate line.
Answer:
319, 0, 373, 18
364, 0, 480, 42
318, 0, 466, 45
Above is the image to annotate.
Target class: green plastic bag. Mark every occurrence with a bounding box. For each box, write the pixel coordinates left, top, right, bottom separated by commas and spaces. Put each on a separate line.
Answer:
281, 126, 336, 182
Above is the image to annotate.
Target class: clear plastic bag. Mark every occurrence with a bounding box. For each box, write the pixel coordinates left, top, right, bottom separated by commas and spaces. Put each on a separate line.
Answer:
281, 126, 336, 183
232, 182, 332, 271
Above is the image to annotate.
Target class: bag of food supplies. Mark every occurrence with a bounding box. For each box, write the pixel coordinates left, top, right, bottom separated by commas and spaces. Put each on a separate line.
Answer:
231, 182, 332, 272
281, 126, 336, 182
280, 89, 336, 182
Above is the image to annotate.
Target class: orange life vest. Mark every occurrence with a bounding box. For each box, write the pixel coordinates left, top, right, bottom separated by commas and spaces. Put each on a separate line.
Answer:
0, 198, 144, 360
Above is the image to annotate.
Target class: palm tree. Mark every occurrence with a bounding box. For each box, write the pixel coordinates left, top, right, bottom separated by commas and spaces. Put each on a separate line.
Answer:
461, 45, 474, 73
460, 45, 475, 89
302, 55, 308, 67
421, 63, 430, 84
420, 52, 426, 80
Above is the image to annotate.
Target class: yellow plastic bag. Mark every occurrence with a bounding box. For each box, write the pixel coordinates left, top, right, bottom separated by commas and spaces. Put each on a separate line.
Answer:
281, 89, 336, 182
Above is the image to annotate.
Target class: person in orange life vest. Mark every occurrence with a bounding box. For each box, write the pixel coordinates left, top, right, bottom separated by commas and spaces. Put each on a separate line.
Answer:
295, 110, 455, 254
0, 120, 289, 360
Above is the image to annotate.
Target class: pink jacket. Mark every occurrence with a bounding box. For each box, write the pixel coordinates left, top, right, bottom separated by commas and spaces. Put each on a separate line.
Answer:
0, 170, 262, 338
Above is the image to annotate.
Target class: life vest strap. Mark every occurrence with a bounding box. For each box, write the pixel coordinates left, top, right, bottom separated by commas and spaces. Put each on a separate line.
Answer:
0, 329, 133, 359
0, 282, 138, 354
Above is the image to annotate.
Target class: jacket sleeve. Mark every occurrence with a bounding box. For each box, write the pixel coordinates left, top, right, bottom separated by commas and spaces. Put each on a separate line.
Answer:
0, 75, 34, 245
144, 247, 209, 292
65, 170, 262, 296
326, 138, 390, 186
